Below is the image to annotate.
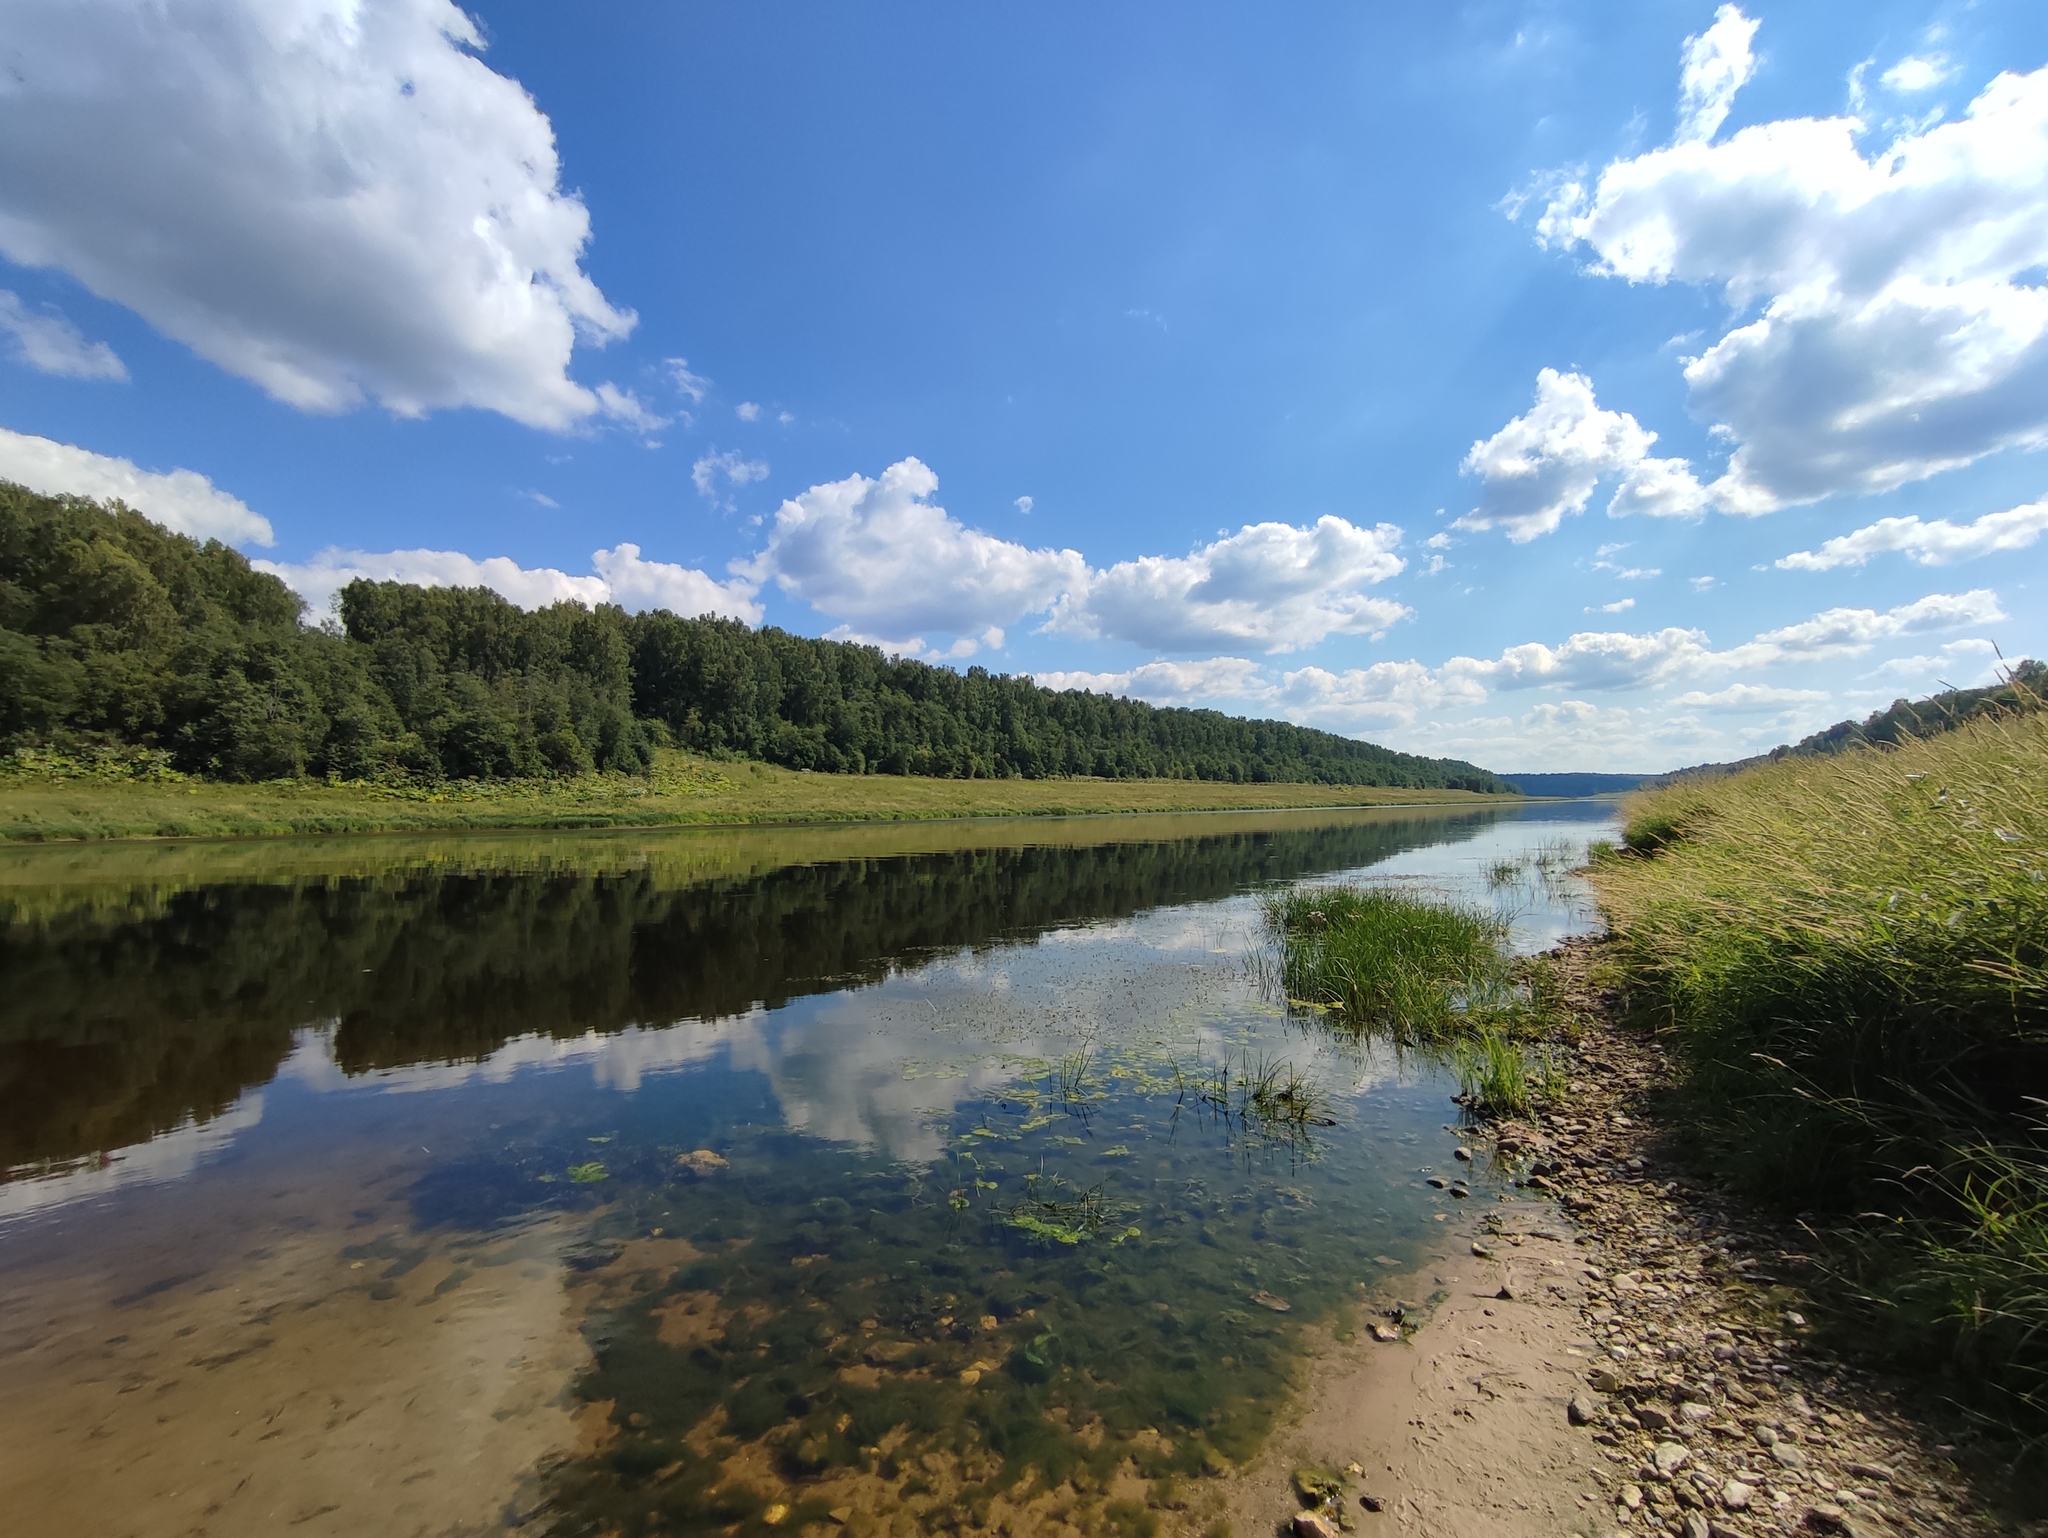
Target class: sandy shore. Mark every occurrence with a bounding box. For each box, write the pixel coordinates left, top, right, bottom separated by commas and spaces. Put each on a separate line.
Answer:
1219, 937, 2008, 1538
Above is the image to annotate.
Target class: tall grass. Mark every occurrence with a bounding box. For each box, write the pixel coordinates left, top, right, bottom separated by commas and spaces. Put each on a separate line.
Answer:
1261, 884, 1566, 1119
1593, 709, 2048, 1432
1263, 885, 1517, 1037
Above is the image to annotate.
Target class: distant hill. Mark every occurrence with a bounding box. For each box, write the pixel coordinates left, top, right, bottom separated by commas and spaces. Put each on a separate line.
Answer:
1499, 772, 1659, 797
1655, 659, 2045, 785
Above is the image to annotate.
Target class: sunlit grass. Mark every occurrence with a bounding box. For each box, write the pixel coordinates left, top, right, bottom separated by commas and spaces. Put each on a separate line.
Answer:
1592, 706, 2048, 1430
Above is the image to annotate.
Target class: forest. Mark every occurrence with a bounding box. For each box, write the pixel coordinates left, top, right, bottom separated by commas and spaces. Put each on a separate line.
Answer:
0, 485, 1509, 792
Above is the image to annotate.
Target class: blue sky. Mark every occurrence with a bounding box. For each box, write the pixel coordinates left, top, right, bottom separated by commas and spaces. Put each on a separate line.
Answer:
2, 0, 2045, 771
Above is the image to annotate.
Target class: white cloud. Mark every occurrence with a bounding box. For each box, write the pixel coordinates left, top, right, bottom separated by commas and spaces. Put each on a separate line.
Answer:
1723, 588, 2004, 666
692, 449, 769, 503
740, 458, 1086, 639
1050, 517, 1409, 652
1882, 56, 1954, 94
1676, 4, 1761, 144
1307, 588, 2005, 710
1474, 627, 1716, 692
591, 544, 763, 622
665, 358, 711, 404
1275, 660, 1488, 729
257, 541, 761, 623
0, 426, 271, 545
256, 547, 607, 618
1690, 575, 1719, 590
594, 384, 669, 434
0, 290, 125, 379
1030, 657, 1272, 706
824, 624, 1006, 663
1671, 683, 1829, 711
1857, 637, 2002, 687
1537, 20, 2048, 512
1456, 369, 1658, 541
1587, 598, 1636, 614
1015, 495, 1034, 516
735, 401, 762, 422
0, 0, 632, 429
1397, 700, 1717, 774
1776, 495, 2048, 570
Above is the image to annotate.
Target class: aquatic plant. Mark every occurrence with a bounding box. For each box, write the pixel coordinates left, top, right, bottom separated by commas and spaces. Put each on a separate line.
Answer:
1262, 884, 1519, 1038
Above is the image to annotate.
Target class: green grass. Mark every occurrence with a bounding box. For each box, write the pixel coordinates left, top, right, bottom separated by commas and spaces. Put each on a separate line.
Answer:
0, 746, 1516, 844
1592, 709, 2048, 1436
1263, 885, 1520, 1038
1260, 883, 1565, 1121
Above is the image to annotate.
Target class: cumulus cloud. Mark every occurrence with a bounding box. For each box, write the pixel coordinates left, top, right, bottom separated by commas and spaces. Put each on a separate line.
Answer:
1030, 657, 1272, 706
592, 544, 764, 621
1051, 517, 1409, 651
1676, 4, 1761, 144
0, 0, 632, 429
1536, 14, 2048, 512
1457, 369, 1711, 540
1274, 660, 1488, 729
1725, 589, 2003, 665
1776, 496, 2048, 570
0, 291, 125, 379
735, 402, 762, 422
0, 426, 270, 544
735, 459, 1412, 657
1588, 598, 1636, 614
740, 459, 1086, 641
692, 449, 769, 504
1397, 700, 1716, 775
1672, 683, 1830, 711
257, 542, 761, 622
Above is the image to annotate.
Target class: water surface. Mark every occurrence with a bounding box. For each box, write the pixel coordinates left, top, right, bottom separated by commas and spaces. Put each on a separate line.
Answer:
0, 802, 1613, 1538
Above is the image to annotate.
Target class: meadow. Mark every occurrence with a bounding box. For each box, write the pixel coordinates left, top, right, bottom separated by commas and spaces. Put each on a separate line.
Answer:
0, 746, 1512, 843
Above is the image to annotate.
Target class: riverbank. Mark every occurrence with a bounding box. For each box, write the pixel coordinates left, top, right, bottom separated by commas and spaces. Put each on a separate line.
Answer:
0, 749, 1519, 843
1226, 934, 2007, 1538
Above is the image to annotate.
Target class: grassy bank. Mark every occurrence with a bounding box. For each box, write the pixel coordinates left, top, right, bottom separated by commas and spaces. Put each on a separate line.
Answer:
1589, 711, 2048, 1438
0, 747, 1515, 843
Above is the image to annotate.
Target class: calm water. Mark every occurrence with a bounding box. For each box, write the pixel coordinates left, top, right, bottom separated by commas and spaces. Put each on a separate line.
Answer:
0, 802, 1613, 1538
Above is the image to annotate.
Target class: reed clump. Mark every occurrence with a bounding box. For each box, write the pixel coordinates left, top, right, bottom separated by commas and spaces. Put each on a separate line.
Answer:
1592, 708, 2048, 1430
1264, 886, 1516, 1037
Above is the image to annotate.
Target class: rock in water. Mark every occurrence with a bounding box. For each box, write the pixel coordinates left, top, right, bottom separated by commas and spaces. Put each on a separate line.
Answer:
1252, 1290, 1293, 1313
1292, 1514, 1338, 1538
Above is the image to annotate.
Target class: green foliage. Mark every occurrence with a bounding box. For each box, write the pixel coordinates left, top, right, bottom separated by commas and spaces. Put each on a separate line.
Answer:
1593, 712, 2048, 1430
0, 483, 1511, 792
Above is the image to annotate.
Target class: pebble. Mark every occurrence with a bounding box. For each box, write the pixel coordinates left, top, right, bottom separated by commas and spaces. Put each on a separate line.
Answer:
1569, 1392, 1602, 1426
1722, 1480, 1754, 1511
1453, 1146, 1473, 1161
1371, 1323, 1401, 1343
1654, 1442, 1690, 1477
1619, 1484, 1643, 1510
1773, 1442, 1811, 1471
1633, 1404, 1673, 1432
1359, 1494, 1385, 1513
1292, 1513, 1339, 1538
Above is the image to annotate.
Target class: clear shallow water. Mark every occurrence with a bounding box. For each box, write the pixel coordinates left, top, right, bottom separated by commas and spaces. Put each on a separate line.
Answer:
0, 802, 1614, 1538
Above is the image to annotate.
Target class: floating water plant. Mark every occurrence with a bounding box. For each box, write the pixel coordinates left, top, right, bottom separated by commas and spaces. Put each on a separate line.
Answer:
567, 1161, 608, 1184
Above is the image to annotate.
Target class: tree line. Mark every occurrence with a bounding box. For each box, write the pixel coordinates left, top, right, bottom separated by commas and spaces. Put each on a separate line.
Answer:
0, 484, 1509, 791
